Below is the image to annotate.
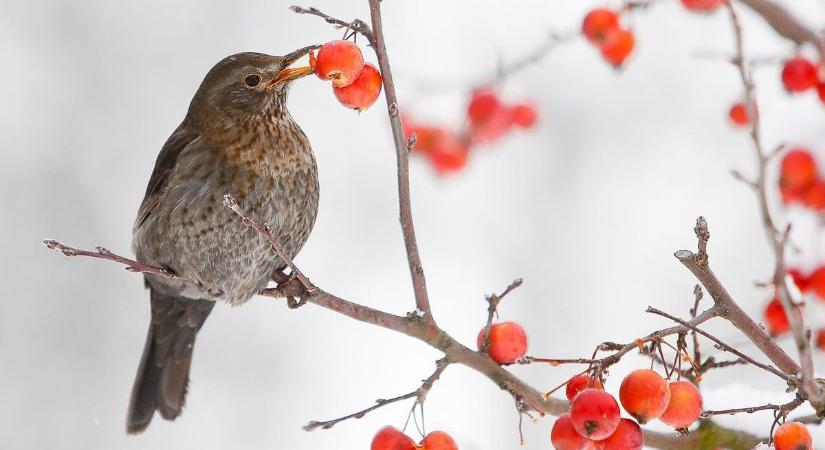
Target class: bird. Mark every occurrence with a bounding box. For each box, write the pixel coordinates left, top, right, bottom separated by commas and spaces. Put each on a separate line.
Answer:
127, 47, 319, 434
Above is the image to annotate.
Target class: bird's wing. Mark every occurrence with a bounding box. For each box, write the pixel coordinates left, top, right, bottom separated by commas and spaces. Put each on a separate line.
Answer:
135, 124, 201, 228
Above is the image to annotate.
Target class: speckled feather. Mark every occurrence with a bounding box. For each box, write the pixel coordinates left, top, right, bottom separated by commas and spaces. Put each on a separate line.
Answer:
126, 51, 319, 434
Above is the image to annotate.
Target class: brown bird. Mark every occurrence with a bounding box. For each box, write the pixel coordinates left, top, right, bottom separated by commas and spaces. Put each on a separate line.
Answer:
127, 47, 319, 434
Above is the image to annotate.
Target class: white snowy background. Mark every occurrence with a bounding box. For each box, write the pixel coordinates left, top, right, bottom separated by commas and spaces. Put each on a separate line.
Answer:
4, 0, 825, 448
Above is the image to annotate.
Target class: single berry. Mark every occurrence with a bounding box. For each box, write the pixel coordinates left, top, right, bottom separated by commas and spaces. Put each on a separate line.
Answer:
728, 102, 753, 127
599, 418, 644, 450
802, 181, 825, 211
566, 374, 604, 401
477, 322, 528, 364
619, 369, 671, 424
333, 63, 382, 110
427, 129, 469, 174
467, 89, 503, 126
510, 103, 538, 129
582, 8, 621, 45
808, 266, 825, 300
420, 431, 458, 450
763, 297, 790, 336
780, 148, 817, 191
371, 426, 416, 450
312, 40, 365, 87
569, 389, 621, 440
773, 422, 813, 450
680, 0, 724, 12
659, 381, 703, 429
600, 28, 635, 68
781, 57, 818, 93
551, 414, 597, 450
817, 81, 825, 103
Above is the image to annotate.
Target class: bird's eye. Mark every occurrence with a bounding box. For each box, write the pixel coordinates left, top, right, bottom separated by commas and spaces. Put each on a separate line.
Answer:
243, 74, 262, 87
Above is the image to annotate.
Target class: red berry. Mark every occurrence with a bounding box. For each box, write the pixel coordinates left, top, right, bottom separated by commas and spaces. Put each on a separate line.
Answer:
728, 102, 753, 127
659, 381, 703, 429
551, 414, 597, 450
774, 422, 813, 450
477, 322, 528, 364
510, 103, 538, 129
569, 389, 621, 440
680, 0, 724, 12
467, 89, 502, 126
780, 148, 817, 191
371, 426, 416, 450
333, 63, 382, 110
619, 369, 671, 424
781, 184, 805, 205
802, 181, 825, 211
781, 57, 819, 93
600, 28, 635, 68
582, 8, 621, 45
312, 40, 365, 87
763, 297, 790, 336
809, 266, 825, 300
566, 374, 604, 401
599, 418, 644, 450
816, 329, 825, 351
420, 431, 458, 450
788, 269, 810, 293
817, 81, 825, 103
427, 129, 469, 174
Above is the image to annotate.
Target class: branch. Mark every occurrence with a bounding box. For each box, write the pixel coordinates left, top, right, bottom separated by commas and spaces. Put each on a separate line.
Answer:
43, 240, 179, 279
303, 358, 449, 431
736, 0, 825, 58
725, 2, 825, 411
675, 218, 800, 376
647, 307, 788, 380
702, 395, 804, 418
289, 6, 374, 46
364, 0, 433, 319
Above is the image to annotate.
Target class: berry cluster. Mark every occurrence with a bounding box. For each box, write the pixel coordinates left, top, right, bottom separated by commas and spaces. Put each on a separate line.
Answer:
551, 369, 703, 450
581, 8, 635, 68
403, 89, 537, 174
781, 57, 825, 102
370, 426, 457, 450
311, 40, 383, 110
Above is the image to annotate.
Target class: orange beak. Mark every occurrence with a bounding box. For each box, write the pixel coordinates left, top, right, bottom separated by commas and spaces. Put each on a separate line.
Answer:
268, 65, 314, 88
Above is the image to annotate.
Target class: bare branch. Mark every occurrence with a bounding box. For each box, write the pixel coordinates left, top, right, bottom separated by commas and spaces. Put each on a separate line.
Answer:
736, 0, 825, 58
702, 395, 804, 418
304, 358, 449, 431
289, 6, 374, 46
725, 1, 825, 411
647, 307, 788, 380
43, 239, 179, 279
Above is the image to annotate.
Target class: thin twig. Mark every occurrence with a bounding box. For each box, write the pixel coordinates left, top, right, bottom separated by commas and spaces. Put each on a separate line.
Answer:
289, 6, 374, 46
481, 279, 523, 352
647, 307, 789, 380
702, 395, 804, 418
43, 240, 179, 279
223, 194, 316, 294
725, 1, 825, 411
304, 358, 449, 431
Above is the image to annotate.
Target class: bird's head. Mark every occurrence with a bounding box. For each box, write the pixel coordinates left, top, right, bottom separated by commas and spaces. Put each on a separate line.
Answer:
187, 46, 317, 128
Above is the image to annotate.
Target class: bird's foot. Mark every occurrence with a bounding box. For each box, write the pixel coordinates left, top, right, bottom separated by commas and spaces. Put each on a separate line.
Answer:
268, 269, 309, 309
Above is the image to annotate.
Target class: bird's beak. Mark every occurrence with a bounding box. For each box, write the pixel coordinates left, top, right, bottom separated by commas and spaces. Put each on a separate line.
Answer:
267, 45, 319, 89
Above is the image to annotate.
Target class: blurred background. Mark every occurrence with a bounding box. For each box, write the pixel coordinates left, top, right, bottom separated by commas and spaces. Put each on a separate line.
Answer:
4, 0, 825, 448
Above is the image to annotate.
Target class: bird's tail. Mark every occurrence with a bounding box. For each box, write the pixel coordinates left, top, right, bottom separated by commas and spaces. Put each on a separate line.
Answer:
126, 288, 214, 434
